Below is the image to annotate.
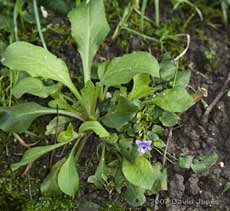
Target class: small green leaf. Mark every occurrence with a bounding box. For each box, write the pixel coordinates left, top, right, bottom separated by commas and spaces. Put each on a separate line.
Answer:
101, 52, 160, 87
2, 42, 76, 92
58, 151, 79, 197
48, 95, 78, 114
97, 61, 108, 81
159, 111, 179, 127
45, 116, 70, 136
102, 97, 139, 128
13, 77, 59, 98
42, 0, 70, 14
41, 158, 66, 195
161, 168, 168, 191
128, 74, 154, 100
153, 87, 194, 112
150, 162, 167, 193
175, 71, 191, 87
150, 162, 162, 194
68, 0, 110, 82
88, 142, 108, 189
124, 183, 146, 207
160, 61, 177, 81
122, 157, 154, 190
151, 125, 164, 135
223, 182, 230, 192
178, 154, 194, 169
80, 80, 97, 116
114, 169, 126, 193
152, 138, 166, 150
191, 152, 218, 173
79, 121, 109, 138
11, 142, 67, 171
0, 103, 58, 133
58, 123, 78, 142
118, 138, 138, 162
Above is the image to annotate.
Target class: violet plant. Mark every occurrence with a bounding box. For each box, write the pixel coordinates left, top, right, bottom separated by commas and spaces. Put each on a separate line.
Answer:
0, 0, 196, 206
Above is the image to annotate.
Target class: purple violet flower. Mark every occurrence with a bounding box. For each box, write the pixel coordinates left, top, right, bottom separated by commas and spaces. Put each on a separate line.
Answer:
135, 140, 152, 155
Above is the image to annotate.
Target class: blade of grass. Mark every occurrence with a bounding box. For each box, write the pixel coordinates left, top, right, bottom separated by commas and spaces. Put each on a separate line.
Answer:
112, 3, 134, 40
221, 1, 228, 25
154, 0, 159, 27
140, 0, 148, 32
33, 0, 47, 49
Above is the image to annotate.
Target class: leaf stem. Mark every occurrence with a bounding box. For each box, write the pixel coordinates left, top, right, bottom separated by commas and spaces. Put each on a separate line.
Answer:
121, 26, 159, 43
57, 109, 85, 121
162, 128, 173, 167
68, 84, 82, 102
75, 134, 90, 161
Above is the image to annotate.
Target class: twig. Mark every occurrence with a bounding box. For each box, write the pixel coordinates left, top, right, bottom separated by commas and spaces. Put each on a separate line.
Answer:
152, 147, 176, 164
48, 105, 59, 169
174, 34, 190, 61
13, 133, 31, 148
202, 73, 230, 124
22, 163, 32, 175
163, 128, 173, 167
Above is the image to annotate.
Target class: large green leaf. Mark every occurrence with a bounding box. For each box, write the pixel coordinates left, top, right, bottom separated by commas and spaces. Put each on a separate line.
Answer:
128, 74, 154, 100
153, 87, 194, 112
2, 41, 77, 94
58, 150, 79, 197
11, 142, 67, 171
68, 0, 109, 82
0, 103, 58, 133
100, 52, 160, 87
79, 121, 109, 138
102, 97, 139, 128
13, 77, 59, 98
122, 157, 154, 190
41, 158, 66, 195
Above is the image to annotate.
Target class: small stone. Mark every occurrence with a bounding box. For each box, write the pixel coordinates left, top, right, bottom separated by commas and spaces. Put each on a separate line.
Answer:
40, 6, 48, 18
105, 92, 112, 99
188, 174, 200, 195
219, 161, 224, 168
